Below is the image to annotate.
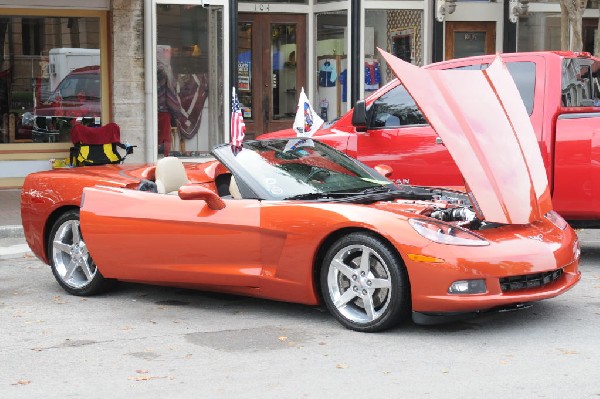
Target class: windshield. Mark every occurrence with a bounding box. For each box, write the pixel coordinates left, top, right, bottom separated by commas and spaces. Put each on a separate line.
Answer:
56, 73, 100, 101
213, 138, 394, 200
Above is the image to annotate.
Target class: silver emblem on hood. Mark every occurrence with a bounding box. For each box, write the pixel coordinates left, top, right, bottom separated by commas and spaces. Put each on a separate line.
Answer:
528, 234, 544, 242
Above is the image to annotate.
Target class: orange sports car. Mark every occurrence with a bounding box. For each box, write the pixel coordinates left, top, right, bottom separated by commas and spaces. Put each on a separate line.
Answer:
21, 52, 581, 332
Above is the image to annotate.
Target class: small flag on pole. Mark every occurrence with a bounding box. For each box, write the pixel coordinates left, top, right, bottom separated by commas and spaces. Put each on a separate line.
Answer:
230, 87, 246, 147
293, 87, 324, 137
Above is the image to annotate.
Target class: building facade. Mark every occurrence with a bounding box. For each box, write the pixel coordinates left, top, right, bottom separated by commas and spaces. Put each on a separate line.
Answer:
0, 0, 598, 187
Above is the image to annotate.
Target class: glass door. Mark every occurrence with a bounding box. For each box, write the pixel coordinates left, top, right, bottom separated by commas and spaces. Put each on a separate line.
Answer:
445, 21, 496, 60
156, 4, 224, 157
237, 14, 306, 138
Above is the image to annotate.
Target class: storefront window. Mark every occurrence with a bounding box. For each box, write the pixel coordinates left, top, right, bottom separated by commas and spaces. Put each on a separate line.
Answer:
518, 13, 561, 52
245, 0, 307, 3
365, 9, 423, 99
156, 4, 224, 157
271, 23, 299, 121
0, 16, 101, 144
315, 11, 348, 124
237, 22, 253, 120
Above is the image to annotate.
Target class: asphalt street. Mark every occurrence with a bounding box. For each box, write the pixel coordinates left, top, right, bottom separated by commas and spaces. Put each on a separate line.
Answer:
1, 229, 599, 398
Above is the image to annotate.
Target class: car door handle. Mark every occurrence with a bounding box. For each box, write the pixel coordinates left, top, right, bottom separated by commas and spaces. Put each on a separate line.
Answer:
435, 137, 444, 145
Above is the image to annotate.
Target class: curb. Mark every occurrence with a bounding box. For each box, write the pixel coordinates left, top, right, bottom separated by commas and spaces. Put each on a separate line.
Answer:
0, 225, 31, 260
0, 243, 32, 260
0, 225, 24, 239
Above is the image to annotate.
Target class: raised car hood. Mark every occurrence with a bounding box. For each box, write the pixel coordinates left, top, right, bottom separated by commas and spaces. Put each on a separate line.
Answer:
379, 49, 552, 224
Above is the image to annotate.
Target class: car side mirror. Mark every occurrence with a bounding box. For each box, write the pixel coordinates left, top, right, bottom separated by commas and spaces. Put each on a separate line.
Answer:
352, 99, 368, 131
374, 164, 393, 178
178, 184, 226, 210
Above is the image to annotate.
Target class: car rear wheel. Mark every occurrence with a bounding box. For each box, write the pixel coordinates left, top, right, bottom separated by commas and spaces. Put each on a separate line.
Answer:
321, 232, 410, 332
47, 209, 111, 296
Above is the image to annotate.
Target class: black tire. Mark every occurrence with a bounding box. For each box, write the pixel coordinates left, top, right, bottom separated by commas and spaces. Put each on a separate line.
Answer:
320, 232, 410, 332
47, 209, 112, 296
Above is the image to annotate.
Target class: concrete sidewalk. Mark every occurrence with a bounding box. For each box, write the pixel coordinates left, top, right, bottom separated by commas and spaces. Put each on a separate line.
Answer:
0, 189, 31, 260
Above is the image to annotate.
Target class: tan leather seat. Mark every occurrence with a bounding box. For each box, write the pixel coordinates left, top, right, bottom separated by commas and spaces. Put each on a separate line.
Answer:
229, 175, 242, 199
155, 156, 190, 194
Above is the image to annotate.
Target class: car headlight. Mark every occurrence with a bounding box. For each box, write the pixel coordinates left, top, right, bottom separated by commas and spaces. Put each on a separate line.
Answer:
545, 210, 568, 230
409, 218, 489, 246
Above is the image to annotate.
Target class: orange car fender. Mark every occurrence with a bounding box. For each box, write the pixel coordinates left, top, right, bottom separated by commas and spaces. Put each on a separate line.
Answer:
256, 202, 429, 305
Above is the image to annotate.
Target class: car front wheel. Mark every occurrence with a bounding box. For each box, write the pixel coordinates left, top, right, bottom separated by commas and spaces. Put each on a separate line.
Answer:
47, 209, 111, 296
321, 232, 410, 332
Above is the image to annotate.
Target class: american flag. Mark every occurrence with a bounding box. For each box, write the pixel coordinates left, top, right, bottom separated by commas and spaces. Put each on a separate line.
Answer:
230, 87, 246, 147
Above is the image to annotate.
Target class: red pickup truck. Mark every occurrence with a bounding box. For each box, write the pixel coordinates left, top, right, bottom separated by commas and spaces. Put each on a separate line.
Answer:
259, 51, 600, 226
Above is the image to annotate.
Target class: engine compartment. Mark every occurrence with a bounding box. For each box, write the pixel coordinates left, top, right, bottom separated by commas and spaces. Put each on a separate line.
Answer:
392, 185, 501, 231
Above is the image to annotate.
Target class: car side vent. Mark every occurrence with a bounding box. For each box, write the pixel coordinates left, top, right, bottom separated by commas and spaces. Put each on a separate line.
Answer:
500, 269, 563, 292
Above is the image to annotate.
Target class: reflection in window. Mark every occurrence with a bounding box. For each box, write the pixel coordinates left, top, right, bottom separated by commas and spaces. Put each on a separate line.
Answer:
369, 84, 426, 128
0, 16, 101, 144
583, 19, 598, 55
453, 31, 486, 58
451, 62, 536, 115
506, 62, 536, 114
365, 9, 423, 99
315, 11, 347, 123
272, 23, 298, 120
156, 4, 224, 157
237, 23, 253, 120
562, 58, 600, 107
22, 18, 43, 56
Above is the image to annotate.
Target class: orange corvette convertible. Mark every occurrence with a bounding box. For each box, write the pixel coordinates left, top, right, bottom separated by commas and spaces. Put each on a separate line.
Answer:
21, 53, 580, 332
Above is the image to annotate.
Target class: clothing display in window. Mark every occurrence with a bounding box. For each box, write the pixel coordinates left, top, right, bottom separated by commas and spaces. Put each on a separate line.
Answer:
364, 60, 381, 91
157, 53, 182, 157
339, 69, 347, 103
319, 60, 337, 87
317, 55, 347, 122
174, 72, 209, 140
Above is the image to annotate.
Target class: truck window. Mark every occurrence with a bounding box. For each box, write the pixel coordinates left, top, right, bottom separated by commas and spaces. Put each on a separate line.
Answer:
369, 84, 427, 128
451, 62, 536, 115
505, 62, 536, 115
562, 58, 600, 107
452, 65, 485, 71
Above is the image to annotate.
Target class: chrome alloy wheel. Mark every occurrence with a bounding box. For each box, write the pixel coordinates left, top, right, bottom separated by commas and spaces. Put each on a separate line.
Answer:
51, 218, 97, 289
327, 244, 392, 324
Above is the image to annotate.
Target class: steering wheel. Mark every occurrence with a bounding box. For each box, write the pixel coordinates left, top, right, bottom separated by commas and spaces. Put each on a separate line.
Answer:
305, 167, 331, 183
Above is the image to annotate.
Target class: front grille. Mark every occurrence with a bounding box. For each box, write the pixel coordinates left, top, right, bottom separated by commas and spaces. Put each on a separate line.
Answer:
500, 268, 563, 292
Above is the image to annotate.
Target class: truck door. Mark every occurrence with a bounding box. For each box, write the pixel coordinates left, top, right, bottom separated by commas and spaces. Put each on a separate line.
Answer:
356, 83, 463, 186
553, 113, 600, 220
552, 56, 600, 222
